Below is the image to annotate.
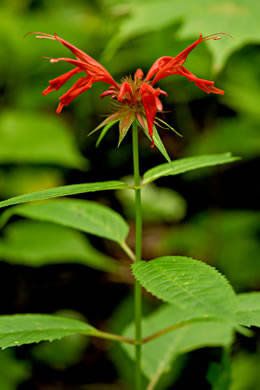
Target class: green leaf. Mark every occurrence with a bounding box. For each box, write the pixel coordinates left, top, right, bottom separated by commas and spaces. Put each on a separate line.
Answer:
0, 111, 87, 169
236, 292, 260, 328
0, 181, 130, 209
207, 351, 232, 390
187, 117, 260, 159
0, 349, 31, 390
0, 167, 64, 198
0, 314, 97, 350
0, 221, 118, 272
96, 120, 119, 147
230, 352, 260, 390
132, 256, 237, 322
161, 210, 260, 290
117, 179, 186, 222
122, 303, 233, 382
141, 121, 171, 163
118, 113, 135, 147
105, 0, 260, 69
143, 153, 239, 185
0, 199, 129, 247
155, 117, 183, 138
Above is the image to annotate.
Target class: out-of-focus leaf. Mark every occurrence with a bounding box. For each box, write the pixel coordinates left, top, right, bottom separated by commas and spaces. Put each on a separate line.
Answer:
0, 349, 31, 390
207, 351, 232, 390
0, 199, 129, 248
230, 352, 260, 390
219, 45, 260, 119
117, 179, 186, 222
132, 257, 237, 323
236, 292, 260, 328
105, 0, 260, 69
122, 303, 233, 383
0, 168, 64, 198
0, 180, 130, 209
143, 153, 239, 185
0, 220, 118, 272
0, 111, 87, 169
187, 117, 260, 159
0, 314, 98, 350
161, 211, 260, 290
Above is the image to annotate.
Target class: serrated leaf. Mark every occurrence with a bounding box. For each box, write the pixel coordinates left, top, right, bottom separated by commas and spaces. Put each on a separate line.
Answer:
0, 199, 129, 247
132, 257, 237, 322
0, 221, 118, 272
143, 153, 239, 184
122, 303, 233, 382
236, 292, 260, 328
0, 314, 97, 350
0, 111, 87, 169
0, 181, 129, 209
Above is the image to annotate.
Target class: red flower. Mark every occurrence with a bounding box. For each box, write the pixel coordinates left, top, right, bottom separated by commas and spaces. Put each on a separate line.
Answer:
31, 32, 227, 147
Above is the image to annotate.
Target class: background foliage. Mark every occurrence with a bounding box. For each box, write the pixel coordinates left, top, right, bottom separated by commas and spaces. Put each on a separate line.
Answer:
0, 0, 259, 388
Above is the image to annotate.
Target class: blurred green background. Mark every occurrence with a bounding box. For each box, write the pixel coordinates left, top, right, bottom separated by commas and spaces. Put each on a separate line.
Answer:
0, 0, 259, 389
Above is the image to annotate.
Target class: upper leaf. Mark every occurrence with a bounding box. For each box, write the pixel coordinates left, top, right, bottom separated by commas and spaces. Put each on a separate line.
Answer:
142, 153, 239, 184
236, 292, 260, 328
0, 314, 97, 350
132, 256, 237, 322
0, 181, 129, 210
0, 199, 129, 247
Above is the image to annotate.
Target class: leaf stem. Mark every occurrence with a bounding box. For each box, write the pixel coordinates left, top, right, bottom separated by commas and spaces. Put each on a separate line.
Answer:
132, 120, 143, 390
121, 242, 136, 262
92, 330, 135, 344
142, 321, 191, 344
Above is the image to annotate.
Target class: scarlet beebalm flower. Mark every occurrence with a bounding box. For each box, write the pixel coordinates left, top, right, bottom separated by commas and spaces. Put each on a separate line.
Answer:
31, 32, 227, 147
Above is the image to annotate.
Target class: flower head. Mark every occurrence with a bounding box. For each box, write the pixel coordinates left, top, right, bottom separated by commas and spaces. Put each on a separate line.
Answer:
31, 32, 227, 147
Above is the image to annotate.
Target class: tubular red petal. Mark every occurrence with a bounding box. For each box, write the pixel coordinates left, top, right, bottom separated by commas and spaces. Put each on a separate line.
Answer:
140, 83, 158, 147
117, 81, 132, 102
150, 34, 205, 85
42, 67, 81, 95
56, 102, 64, 114
33, 32, 119, 90
176, 66, 224, 95
58, 76, 94, 107
100, 90, 115, 99
134, 68, 144, 80
145, 56, 172, 81
195, 82, 224, 95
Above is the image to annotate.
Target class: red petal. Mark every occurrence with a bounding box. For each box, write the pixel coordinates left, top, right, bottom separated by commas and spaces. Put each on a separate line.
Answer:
140, 83, 158, 147
177, 66, 224, 95
58, 76, 94, 107
42, 67, 81, 95
117, 81, 132, 102
145, 56, 172, 81
148, 34, 205, 85
134, 68, 144, 80
34, 32, 119, 89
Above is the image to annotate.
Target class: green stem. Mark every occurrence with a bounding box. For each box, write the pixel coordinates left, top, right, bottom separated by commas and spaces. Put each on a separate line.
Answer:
132, 121, 143, 390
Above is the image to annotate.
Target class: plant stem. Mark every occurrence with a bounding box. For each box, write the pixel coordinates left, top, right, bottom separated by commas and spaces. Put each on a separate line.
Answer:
132, 121, 143, 390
